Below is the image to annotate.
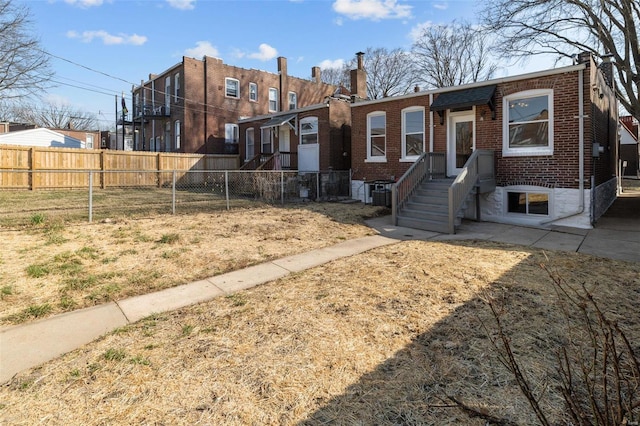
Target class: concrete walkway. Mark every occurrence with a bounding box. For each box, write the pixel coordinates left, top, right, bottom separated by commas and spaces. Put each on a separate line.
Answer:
2, 193, 639, 383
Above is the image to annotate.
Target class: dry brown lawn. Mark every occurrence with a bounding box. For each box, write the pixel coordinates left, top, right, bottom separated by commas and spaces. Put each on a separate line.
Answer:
1, 197, 640, 424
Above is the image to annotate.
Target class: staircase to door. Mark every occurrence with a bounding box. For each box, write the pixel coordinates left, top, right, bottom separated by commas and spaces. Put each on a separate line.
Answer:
396, 178, 464, 232
392, 150, 495, 234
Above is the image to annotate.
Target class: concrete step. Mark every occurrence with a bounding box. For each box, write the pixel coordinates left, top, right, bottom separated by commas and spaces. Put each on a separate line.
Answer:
399, 207, 448, 222
397, 216, 449, 233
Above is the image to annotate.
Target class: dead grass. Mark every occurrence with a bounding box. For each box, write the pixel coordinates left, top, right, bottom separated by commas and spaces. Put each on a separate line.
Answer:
1, 236, 639, 424
0, 202, 387, 325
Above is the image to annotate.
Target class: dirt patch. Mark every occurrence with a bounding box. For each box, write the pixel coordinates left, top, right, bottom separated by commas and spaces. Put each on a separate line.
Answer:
1, 238, 639, 424
0, 203, 387, 325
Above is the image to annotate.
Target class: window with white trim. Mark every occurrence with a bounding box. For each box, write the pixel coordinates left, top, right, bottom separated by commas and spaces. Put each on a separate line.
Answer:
401, 107, 424, 160
506, 190, 549, 216
249, 83, 257, 102
261, 128, 272, 153
367, 112, 386, 161
288, 92, 297, 110
174, 73, 180, 102
503, 89, 553, 156
225, 78, 240, 98
269, 88, 278, 112
86, 134, 94, 149
246, 128, 255, 160
175, 120, 181, 149
300, 117, 318, 145
225, 123, 239, 144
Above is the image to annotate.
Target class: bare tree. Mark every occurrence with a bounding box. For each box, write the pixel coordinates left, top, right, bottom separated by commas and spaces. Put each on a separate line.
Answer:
0, 0, 54, 100
481, 0, 639, 121
411, 21, 498, 89
319, 66, 350, 89
11, 101, 98, 130
344, 47, 417, 100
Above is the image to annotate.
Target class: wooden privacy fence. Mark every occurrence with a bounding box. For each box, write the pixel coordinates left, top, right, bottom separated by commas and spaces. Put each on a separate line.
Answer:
0, 145, 240, 190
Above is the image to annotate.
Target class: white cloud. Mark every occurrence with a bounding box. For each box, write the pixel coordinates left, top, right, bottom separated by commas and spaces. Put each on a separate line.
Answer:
408, 20, 433, 41
319, 59, 345, 69
184, 41, 219, 59
167, 0, 196, 10
64, 0, 104, 8
66, 30, 147, 46
332, 0, 412, 21
433, 2, 448, 10
247, 44, 278, 61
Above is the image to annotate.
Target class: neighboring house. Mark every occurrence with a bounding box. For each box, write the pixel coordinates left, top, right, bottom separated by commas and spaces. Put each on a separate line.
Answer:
620, 116, 639, 177
350, 52, 618, 232
237, 53, 368, 174
130, 56, 337, 155
0, 128, 85, 149
0, 122, 36, 133
52, 128, 101, 150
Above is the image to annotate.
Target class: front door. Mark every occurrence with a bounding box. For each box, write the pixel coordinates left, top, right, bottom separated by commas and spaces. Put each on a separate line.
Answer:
448, 110, 475, 176
278, 128, 291, 169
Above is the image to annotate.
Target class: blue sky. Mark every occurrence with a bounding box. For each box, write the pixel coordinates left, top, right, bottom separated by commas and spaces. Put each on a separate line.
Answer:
25, 0, 564, 130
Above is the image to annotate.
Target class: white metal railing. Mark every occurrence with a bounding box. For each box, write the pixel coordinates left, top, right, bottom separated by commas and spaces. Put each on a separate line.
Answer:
392, 152, 446, 225
448, 149, 495, 233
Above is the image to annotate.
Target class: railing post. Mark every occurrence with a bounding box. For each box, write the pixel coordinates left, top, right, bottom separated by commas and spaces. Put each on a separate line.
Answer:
281, 170, 284, 205
391, 185, 398, 225
448, 186, 454, 234
316, 172, 320, 200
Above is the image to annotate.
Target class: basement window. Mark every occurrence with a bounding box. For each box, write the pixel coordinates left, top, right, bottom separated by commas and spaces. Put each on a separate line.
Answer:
507, 191, 549, 216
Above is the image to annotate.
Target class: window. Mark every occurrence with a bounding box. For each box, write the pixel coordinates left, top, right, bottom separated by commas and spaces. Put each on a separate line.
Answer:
174, 73, 180, 102
246, 128, 255, 160
288, 92, 297, 110
225, 78, 240, 98
165, 76, 171, 109
165, 122, 171, 152
300, 117, 318, 145
261, 128, 272, 153
402, 107, 424, 160
225, 123, 239, 144
249, 83, 257, 102
175, 120, 181, 149
367, 112, 386, 161
503, 89, 553, 156
269, 88, 278, 112
86, 134, 94, 149
507, 190, 549, 216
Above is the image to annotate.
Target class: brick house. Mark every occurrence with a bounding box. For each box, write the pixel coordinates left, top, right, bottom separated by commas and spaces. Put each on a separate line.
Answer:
130, 56, 337, 155
236, 53, 368, 174
350, 53, 618, 231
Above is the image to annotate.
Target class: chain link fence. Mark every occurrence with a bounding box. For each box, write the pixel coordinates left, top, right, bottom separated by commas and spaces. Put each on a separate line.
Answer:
0, 169, 352, 226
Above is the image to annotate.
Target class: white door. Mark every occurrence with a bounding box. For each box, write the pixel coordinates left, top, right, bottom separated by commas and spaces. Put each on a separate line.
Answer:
448, 110, 475, 176
299, 144, 319, 172
278, 128, 291, 169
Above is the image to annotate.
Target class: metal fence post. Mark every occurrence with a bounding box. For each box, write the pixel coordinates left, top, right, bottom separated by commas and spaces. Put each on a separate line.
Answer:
225, 170, 230, 210
316, 172, 320, 201
172, 170, 176, 215
88, 171, 93, 223
281, 170, 285, 205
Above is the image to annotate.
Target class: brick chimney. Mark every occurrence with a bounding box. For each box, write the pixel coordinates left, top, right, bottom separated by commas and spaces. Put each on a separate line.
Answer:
278, 57, 288, 111
312, 66, 321, 84
350, 51, 367, 102
598, 53, 615, 88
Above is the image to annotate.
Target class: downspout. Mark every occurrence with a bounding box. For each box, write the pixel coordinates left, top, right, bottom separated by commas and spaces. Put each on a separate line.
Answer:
429, 93, 434, 153
541, 68, 586, 225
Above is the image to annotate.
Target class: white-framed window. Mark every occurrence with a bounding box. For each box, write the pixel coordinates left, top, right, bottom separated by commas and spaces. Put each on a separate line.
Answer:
165, 76, 171, 109
269, 88, 278, 112
401, 106, 425, 160
165, 122, 171, 152
288, 91, 297, 110
505, 187, 551, 216
366, 111, 386, 162
249, 82, 258, 102
225, 123, 239, 144
503, 89, 553, 156
174, 73, 180, 102
261, 127, 272, 153
175, 120, 181, 150
246, 127, 255, 160
225, 78, 240, 98
85, 134, 94, 149
300, 116, 318, 145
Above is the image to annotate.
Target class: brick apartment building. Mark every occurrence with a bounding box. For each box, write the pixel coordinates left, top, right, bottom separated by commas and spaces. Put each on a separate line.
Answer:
130, 56, 337, 155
